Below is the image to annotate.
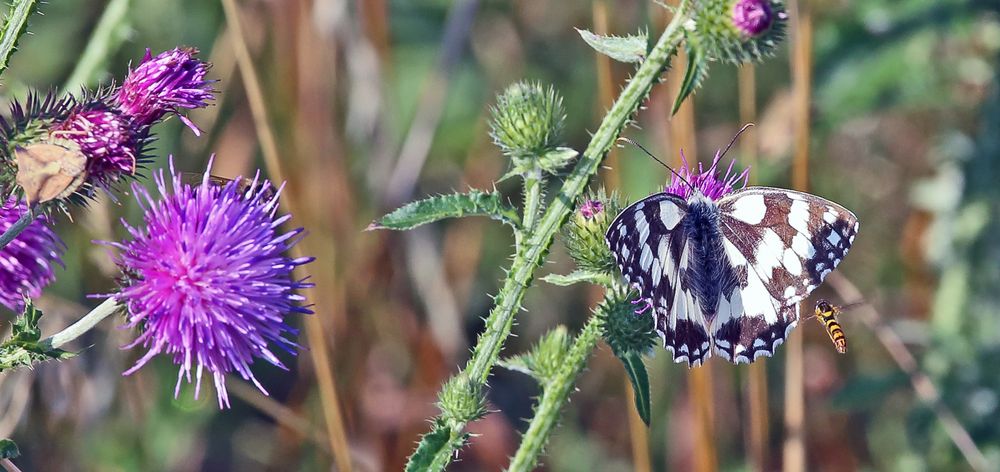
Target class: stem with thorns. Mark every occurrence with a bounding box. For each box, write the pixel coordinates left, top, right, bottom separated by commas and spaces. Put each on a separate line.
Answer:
411, 4, 690, 469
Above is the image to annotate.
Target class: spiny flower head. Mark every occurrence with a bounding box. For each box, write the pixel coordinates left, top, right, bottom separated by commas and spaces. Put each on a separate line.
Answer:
563, 189, 621, 274
490, 81, 567, 166
0, 197, 64, 312
685, 0, 787, 65
50, 105, 144, 186
105, 158, 312, 408
117, 47, 214, 134
663, 148, 750, 201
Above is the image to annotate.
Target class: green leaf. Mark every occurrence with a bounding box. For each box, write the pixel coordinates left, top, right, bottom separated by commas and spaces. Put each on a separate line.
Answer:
0, 300, 76, 373
405, 422, 466, 472
541, 270, 612, 287
0, 439, 18, 459
577, 28, 648, 63
672, 45, 709, 115
0, 0, 40, 78
537, 147, 579, 174
620, 351, 651, 426
369, 191, 520, 231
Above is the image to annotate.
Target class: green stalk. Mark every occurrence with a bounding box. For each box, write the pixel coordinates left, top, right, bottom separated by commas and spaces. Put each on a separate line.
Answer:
521, 167, 544, 233
507, 313, 604, 472
0, 207, 35, 251
0, 0, 38, 77
410, 4, 689, 469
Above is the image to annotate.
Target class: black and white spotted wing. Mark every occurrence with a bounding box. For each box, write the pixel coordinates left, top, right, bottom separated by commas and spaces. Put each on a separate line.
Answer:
606, 186, 858, 366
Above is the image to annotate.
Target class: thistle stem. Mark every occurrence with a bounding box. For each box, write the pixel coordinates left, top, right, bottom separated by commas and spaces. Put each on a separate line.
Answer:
507, 313, 604, 472
521, 167, 544, 232
0, 208, 36, 252
41, 297, 120, 350
0, 0, 39, 77
411, 3, 690, 468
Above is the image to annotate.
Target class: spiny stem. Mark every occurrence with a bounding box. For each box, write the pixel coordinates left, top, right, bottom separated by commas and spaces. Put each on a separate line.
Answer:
0, 207, 36, 251
411, 4, 690, 469
41, 297, 120, 350
521, 167, 544, 232
0, 0, 39, 77
507, 313, 604, 472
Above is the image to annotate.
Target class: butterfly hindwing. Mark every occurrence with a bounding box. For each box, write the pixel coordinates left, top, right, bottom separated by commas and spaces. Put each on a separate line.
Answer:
606, 193, 713, 366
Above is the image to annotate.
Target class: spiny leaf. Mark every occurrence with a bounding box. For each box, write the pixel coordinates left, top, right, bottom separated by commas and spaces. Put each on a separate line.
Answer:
541, 270, 612, 287
0, 0, 40, 77
577, 28, 648, 63
620, 351, 651, 426
672, 45, 710, 115
369, 191, 520, 231
0, 300, 75, 373
405, 422, 466, 472
0, 439, 18, 459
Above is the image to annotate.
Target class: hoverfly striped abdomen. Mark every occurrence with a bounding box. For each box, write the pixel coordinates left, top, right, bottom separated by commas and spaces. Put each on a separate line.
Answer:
814, 299, 847, 354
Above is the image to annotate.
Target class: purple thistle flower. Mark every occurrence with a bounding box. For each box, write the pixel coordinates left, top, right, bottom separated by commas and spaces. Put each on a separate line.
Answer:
579, 200, 604, 219
104, 159, 312, 408
732, 0, 774, 37
52, 107, 141, 185
116, 47, 214, 135
0, 198, 64, 311
664, 148, 750, 201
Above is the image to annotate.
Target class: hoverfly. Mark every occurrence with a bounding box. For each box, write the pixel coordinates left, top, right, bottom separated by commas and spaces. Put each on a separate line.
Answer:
179, 172, 277, 202
809, 299, 861, 354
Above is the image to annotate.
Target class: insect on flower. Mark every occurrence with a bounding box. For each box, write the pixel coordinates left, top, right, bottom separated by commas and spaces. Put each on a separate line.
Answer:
179, 172, 277, 202
14, 140, 88, 204
606, 125, 859, 366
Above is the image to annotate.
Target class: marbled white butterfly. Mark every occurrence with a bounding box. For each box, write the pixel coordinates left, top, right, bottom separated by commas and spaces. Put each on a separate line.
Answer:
606, 133, 858, 366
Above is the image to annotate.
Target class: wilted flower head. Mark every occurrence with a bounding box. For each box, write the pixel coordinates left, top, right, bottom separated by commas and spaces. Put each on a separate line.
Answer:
664, 148, 750, 201
105, 159, 312, 408
117, 47, 214, 134
0, 198, 64, 311
51, 106, 142, 185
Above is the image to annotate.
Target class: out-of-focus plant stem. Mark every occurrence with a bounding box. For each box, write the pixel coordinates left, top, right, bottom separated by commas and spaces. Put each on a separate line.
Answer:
0, 208, 35, 251
506, 313, 604, 472
784, 2, 812, 471
61, 0, 132, 93
219, 0, 352, 471
413, 4, 691, 469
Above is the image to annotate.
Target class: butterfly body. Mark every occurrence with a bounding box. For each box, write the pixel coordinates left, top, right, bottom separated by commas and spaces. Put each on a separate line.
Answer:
607, 185, 858, 366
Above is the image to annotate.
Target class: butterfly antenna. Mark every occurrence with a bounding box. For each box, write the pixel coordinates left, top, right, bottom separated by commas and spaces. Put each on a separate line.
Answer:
617, 137, 696, 193
718, 122, 755, 160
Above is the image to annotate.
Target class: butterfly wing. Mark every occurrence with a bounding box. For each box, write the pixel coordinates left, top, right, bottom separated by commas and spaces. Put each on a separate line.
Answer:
711, 186, 859, 362
606, 193, 713, 367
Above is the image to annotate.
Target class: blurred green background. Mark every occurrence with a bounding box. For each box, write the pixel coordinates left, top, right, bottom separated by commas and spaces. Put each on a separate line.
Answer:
1, 0, 1000, 470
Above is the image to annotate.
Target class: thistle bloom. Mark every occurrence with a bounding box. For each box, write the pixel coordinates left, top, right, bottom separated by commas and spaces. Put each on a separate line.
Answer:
51, 107, 141, 184
0, 198, 64, 311
731, 0, 774, 37
117, 47, 215, 134
664, 148, 750, 201
579, 199, 604, 219
105, 159, 312, 408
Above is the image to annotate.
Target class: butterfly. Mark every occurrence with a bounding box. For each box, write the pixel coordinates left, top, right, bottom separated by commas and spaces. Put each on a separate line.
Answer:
605, 139, 858, 366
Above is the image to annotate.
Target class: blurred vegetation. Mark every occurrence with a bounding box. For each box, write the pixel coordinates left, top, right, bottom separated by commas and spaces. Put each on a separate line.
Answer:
0, 0, 998, 470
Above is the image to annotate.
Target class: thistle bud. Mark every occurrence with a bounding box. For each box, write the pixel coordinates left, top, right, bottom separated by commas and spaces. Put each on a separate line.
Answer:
437, 374, 487, 424
489, 81, 566, 167
562, 189, 621, 274
686, 0, 787, 65
600, 286, 657, 357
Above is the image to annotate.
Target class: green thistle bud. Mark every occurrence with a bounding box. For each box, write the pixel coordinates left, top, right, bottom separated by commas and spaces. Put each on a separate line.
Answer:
562, 189, 622, 274
600, 285, 657, 357
437, 374, 487, 425
500, 326, 572, 385
489, 81, 567, 168
686, 0, 787, 65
